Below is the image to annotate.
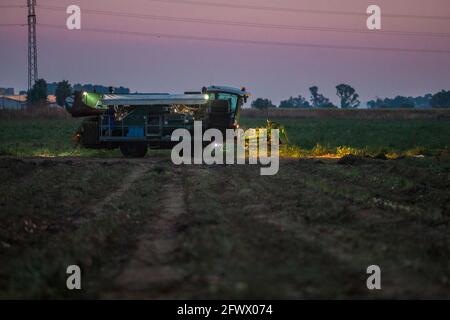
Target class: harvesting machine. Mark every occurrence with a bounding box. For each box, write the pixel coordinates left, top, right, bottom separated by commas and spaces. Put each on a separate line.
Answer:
65, 86, 250, 157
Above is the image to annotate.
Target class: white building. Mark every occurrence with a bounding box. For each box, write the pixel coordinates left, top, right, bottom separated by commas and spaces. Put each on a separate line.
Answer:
0, 95, 59, 109
0, 95, 27, 109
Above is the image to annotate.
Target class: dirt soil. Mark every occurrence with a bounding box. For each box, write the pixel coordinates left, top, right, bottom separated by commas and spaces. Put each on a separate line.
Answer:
0, 156, 449, 299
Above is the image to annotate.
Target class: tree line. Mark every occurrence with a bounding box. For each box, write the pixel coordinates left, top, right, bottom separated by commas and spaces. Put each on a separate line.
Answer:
367, 92, 450, 109
252, 84, 450, 109
27, 79, 130, 106
28, 79, 450, 109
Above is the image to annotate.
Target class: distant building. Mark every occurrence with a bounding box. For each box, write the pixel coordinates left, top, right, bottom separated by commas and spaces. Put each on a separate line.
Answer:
73, 83, 130, 94
0, 95, 27, 109
0, 87, 14, 95
0, 95, 58, 109
47, 95, 58, 108
47, 83, 57, 95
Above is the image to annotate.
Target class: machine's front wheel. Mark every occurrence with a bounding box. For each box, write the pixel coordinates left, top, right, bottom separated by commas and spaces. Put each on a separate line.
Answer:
120, 142, 148, 158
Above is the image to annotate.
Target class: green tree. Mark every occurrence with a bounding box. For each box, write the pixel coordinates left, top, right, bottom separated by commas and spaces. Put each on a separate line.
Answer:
309, 86, 333, 108
368, 96, 415, 108
318, 102, 338, 109
55, 80, 72, 106
431, 90, 450, 108
251, 98, 275, 109
28, 79, 48, 104
336, 84, 360, 109
279, 95, 311, 108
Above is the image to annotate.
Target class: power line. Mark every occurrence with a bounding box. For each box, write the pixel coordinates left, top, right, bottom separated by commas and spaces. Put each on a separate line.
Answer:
38, 23, 450, 54
0, 23, 26, 26
0, 5, 26, 8
37, 5, 450, 39
146, 0, 450, 21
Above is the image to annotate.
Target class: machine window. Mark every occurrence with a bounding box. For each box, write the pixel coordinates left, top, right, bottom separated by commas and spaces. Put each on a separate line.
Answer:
215, 93, 238, 112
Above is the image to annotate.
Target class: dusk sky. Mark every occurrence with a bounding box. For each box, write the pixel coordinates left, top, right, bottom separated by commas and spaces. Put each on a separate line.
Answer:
1, 0, 450, 106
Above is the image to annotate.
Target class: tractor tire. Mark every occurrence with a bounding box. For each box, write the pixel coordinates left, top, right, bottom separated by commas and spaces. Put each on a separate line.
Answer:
78, 117, 100, 147
120, 142, 148, 158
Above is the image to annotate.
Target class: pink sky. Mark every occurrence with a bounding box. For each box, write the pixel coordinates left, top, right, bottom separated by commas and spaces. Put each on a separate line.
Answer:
1, 0, 450, 106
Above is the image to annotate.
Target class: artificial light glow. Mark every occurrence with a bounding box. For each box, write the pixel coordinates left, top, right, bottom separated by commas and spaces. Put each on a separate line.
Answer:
82, 91, 87, 96
203, 94, 209, 100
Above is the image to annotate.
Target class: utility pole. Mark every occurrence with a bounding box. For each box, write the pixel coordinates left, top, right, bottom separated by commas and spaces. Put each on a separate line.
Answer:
27, 0, 38, 92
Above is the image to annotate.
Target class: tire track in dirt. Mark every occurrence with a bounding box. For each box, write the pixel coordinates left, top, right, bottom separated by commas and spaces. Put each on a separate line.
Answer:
68, 163, 150, 227
239, 162, 449, 298
103, 167, 187, 299
90, 164, 148, 215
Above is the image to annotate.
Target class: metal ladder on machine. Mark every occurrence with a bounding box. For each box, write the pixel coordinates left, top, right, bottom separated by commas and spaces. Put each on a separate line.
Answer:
145, 115, 163, 139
